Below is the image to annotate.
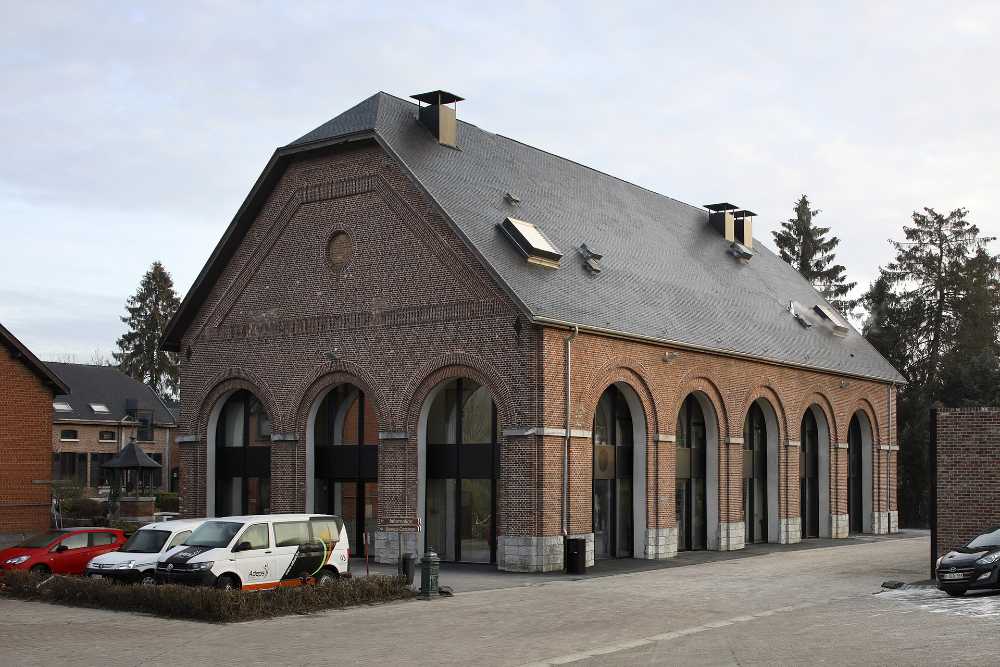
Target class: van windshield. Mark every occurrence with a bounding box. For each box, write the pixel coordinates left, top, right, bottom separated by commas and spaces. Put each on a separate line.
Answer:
120, 530, 171, 553
184, 521, 243, 548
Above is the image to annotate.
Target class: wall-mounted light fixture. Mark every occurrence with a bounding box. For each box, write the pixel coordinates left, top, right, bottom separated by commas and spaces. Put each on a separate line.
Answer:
664, 351, 680, 363
840, 379, 849, 389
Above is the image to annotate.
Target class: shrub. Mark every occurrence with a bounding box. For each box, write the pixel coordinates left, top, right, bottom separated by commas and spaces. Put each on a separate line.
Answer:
65, 497, 106, 519
154, 492, 179, 513
0, 571, 414, 623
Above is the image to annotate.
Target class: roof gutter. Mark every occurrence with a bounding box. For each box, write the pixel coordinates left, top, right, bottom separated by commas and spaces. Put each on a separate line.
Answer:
531, 315, 906, 386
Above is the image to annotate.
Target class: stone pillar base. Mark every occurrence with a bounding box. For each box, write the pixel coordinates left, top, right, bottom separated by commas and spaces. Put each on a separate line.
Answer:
778, 517, 802, 544
568, 533, 595, 567
497, 535, 564, 572
645, 527, 678, 559
831, 513, 849, 538
889, 510, 899, 533
719, 522, 745, 551
872, 511, 891, 535
373, 530, 418, 565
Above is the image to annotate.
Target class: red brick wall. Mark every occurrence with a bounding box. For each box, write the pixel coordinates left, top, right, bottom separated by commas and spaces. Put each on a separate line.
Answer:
0, 349, 54, 532
935, 407, 1000, 557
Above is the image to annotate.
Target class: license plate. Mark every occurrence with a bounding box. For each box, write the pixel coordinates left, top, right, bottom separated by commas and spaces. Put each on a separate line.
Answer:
941, 572, 966, 580
89, 574, 103, 579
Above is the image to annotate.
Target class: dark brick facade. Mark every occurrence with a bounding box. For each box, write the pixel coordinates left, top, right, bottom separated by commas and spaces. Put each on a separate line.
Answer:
175, 139, 899, 569
934, 407, 1000, 558
0, 347, 55, 533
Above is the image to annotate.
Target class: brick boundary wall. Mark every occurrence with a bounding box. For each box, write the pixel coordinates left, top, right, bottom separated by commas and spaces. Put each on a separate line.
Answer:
934, 407, 1000, 561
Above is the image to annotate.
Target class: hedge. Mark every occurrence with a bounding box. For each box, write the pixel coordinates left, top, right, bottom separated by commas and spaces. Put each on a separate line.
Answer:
0, 571, 414, 623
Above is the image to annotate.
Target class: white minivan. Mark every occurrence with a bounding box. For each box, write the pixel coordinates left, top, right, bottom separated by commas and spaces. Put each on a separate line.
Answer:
85, 518, 207, 585
156, 514, 349, 590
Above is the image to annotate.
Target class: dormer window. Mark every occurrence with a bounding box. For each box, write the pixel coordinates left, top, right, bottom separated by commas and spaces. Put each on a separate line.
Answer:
499, 217, 563, 269
813, 303, 850, 336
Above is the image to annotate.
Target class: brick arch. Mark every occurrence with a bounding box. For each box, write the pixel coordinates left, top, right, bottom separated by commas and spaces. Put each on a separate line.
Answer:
736, 382, 789, 442
666, 375, 729, 439
402, 355, 515, 434
291, 361, 387, 437
578, 360, 659, 436
195, 367, 278, 440
797, 391, 839, 444
847, 398, 882, 446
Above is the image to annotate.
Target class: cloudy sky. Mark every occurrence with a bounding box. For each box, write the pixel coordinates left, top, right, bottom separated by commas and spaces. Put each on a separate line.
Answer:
2, 2, 998, 360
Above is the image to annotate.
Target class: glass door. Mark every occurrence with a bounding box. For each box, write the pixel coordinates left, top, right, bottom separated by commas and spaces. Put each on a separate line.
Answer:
743, 403, 767, 544
848, 416, 863, 533
800, 412, 819, 539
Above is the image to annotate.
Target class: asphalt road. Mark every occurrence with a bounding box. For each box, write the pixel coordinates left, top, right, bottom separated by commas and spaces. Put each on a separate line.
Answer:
2, 533, 997, 666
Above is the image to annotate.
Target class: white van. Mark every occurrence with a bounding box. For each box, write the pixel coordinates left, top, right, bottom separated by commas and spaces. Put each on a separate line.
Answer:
155, 514, 349, 590
85, 518, 207, 585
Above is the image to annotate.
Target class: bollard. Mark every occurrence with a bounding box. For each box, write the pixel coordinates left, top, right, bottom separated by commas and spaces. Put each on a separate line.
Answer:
418, 549, 440, 600
399, 552, 416, 586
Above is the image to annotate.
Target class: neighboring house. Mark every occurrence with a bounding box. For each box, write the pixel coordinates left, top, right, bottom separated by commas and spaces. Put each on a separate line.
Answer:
47, 363, 176, 493
0, 323, 69, 540
162, 91, 903, 572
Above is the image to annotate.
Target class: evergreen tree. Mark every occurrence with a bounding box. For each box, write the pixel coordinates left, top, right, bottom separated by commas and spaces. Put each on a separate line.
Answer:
114, 262, 181, 399
772, 195, 857, 313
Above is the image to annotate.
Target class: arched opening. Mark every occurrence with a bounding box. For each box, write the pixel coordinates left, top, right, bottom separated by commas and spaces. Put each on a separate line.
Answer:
848, 411, 874, 534
676, 393, 720, 551
308, 384, 378, 551
743, 399, 779, 544
421, 378, 497, 564
212, 390, 271, 517
801, 405, 832, 539
592, 383, 647, 559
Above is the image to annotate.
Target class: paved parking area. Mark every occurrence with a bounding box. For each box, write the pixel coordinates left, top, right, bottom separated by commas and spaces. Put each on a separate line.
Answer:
3, 532, 999, 666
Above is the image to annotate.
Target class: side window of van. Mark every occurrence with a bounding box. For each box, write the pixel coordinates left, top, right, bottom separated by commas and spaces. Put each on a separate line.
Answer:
167, 531, 191, 549
310, 519, 341, 545
273, 522, 310, 547
239, 524, 270, 551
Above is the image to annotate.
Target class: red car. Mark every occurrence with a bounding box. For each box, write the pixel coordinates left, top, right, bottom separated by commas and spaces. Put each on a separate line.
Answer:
0, 528, 126, 575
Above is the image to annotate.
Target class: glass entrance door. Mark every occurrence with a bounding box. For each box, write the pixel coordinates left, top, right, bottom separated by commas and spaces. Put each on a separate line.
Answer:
215, 391, 271, 517
593, 386, 634, 559
743, 403, 767, 544
676, 395, 707, 551
848, 416, 863, 533
800, 411, 819, 539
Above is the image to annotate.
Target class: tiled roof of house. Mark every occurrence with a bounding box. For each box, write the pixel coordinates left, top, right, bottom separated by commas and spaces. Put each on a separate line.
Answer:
47, 362, 176, 426
165, 92, 904, 383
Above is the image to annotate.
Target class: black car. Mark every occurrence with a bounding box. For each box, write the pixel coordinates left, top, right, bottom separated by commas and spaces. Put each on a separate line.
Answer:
936, 527, 1000, 596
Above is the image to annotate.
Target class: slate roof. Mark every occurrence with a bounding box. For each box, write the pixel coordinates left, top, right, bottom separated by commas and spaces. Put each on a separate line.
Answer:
0, 322, 69, 394
166, 92, 903, 383
47, 362, 176, 426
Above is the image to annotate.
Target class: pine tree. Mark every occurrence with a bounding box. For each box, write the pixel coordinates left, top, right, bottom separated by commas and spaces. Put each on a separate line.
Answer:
114, 262, 181, 399
773, 195, 857, 314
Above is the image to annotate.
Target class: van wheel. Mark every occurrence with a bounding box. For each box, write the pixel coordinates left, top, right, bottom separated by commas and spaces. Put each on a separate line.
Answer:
315, 569, 338, 586
29, 565, 50, 575
215, 574, 240, 591
139, 571, 157, 586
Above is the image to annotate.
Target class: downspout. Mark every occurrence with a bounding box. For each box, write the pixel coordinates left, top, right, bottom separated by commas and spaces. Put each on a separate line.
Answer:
887, 383, 893, 531
563, 325, 579, 541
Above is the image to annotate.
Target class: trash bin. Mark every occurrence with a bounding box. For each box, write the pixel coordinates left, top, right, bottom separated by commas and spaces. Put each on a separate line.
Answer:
566, 538, 586, 575
399, 552, 416, 585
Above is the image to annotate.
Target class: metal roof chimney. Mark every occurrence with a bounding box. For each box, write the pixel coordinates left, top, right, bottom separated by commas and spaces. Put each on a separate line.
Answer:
412, 90, 463, 148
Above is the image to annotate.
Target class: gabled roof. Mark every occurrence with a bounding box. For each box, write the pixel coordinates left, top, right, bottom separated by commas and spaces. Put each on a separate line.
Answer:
0, 322, 69, 394
47, 362, 176, 426
165, 92, 904, 384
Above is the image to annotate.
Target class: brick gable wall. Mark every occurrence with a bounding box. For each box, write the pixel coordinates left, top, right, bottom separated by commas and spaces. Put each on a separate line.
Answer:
0, 348, 54, 533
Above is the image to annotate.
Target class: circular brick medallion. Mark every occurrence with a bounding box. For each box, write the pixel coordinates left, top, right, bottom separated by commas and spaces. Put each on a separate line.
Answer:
326, 231, 352, 273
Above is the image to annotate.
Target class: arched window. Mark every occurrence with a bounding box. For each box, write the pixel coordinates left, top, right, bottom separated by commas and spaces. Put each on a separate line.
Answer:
215, 390, 270, 516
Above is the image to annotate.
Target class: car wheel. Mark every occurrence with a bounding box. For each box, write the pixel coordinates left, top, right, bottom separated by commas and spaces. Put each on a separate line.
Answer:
29, 564, 50, 575
215, 574, 239, 591
139, 571, 157, 586
314, 569, 338, 586
943, 586, 967, 597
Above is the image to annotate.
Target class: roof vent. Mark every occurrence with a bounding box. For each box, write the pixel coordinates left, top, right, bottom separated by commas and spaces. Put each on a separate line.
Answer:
579, 243, 603, 273
789, 301, 814, 328
728, 241, 754, 261
812, 303, 850, 336
504, 191, 521, 205
733, 209, 755, 249
411, 90, 463, 148
499, 217, 562, 269
704, 203, 737, 243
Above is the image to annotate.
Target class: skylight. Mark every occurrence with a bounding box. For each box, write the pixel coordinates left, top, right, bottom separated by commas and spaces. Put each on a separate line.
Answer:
53, 401, 72, 412
500, 217, 563, 269
90, 403, 110, 414
812, 303, 850, 336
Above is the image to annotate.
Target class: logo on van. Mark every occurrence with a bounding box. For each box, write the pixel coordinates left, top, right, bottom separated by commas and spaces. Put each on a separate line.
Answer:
248, 562, 270, 579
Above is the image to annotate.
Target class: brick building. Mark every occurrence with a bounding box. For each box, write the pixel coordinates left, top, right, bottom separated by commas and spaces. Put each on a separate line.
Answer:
48, 363, 177, 493
933, 407, 1000, 565
163, 91, 903, 571
0, 323, 69, 539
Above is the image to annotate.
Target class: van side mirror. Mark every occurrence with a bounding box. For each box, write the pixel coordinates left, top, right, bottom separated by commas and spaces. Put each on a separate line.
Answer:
234, 541, 252, 553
